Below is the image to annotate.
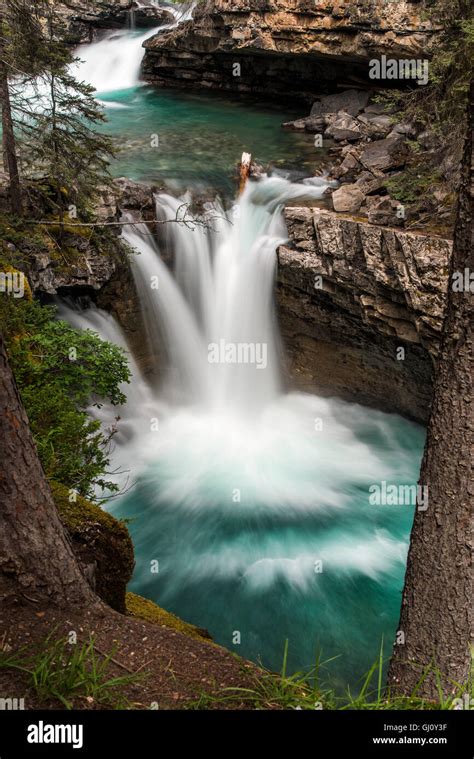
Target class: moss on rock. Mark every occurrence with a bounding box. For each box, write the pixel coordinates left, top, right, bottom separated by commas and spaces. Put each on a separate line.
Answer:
51, 482, 134, 613
50, 484, 214, 644
126, 592, 213, 644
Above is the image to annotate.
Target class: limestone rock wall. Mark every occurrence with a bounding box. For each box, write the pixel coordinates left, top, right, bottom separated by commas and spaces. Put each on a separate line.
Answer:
143, 0, 439, 101
277, 207, 452, 421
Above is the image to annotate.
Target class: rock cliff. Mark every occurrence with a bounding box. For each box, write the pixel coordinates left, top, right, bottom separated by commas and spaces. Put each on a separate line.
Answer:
143, 0, 439, 101
277, 206, 452, 421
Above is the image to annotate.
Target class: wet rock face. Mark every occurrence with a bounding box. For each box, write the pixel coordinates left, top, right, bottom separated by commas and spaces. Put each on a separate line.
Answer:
143, 0, 439, 100
62, 1, 174, 44
27, 239, 119, 296
277, 208, 452, 422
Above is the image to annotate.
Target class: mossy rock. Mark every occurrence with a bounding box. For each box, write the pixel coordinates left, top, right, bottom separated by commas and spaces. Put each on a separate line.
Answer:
51, 481, 134, 614
126, 592, 213, 644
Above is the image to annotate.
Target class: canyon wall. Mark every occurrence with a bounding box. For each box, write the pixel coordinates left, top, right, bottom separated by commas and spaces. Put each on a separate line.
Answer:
277, 207, 451, 421
143, 0, 439, 102
20, 176, 451, 422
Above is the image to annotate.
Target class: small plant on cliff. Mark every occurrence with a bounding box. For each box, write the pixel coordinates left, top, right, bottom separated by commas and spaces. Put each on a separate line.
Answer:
0, 295, 130, 499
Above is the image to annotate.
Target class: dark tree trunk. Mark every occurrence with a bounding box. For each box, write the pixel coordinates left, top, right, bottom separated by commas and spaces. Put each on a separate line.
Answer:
0, 333, 96, 608
387, 86, 473, 698
0, 8, 22, 216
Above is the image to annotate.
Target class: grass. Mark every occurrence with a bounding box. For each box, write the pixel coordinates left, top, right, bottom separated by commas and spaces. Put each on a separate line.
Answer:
1, 633, 471, 711
0, 633, 144, 710
188, 640, 474, 711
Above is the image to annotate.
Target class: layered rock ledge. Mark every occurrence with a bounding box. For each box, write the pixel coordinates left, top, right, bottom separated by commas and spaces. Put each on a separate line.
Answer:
143, 0, 440, 101
277, 207, 452, 421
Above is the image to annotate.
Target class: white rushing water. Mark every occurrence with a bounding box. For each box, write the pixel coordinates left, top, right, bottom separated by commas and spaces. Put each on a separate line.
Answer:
59, 176, 421, 547
121, 178, 302, 410
73, 2, 195, 94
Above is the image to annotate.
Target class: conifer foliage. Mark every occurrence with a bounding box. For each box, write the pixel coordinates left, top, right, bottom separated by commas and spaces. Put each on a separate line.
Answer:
0, 0, 114, 219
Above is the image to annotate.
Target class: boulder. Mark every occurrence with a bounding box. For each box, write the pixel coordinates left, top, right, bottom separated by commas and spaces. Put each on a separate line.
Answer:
359, 136, 409, 173
363, 102, 392, 115
356, 113, 394, 138
331, 184, 365, 213
311, 89, 370, 118
367, 195, 404, 226
325, 112, 362, 142
114, 176, 156, 212
281, 118, 308, 131
304, 116, 326, 133
332, 150, 363, 181
52, 481, 134, 613
282, 116, 325, 133
355, 171, 386, 195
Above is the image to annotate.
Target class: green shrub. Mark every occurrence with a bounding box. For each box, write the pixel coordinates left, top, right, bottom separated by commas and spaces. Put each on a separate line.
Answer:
0, 294, 130, 499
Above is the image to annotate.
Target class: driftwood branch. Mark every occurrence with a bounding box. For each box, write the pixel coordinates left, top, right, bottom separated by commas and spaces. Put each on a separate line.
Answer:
24, 219, 188, 228
23, 203, 228, 233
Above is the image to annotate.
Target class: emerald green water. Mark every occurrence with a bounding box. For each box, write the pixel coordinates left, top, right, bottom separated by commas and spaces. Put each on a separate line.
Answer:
99, 87, 321, 195
111, 397, 424, 691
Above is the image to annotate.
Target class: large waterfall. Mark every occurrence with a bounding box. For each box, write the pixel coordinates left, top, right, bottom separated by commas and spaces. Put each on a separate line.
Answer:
122, 178, 298, 410
59, 176, 424, 685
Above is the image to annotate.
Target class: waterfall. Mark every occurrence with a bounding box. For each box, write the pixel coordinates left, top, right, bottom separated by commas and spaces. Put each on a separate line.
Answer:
122, 177, 330, 411
59, 176, 424, 681
74, 3, 195, 94
59, 172, 422, 493
127, 7, 136, 30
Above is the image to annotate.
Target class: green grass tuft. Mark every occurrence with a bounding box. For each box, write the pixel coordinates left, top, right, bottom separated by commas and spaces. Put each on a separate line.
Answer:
187, 640, 474, 711
0, 633, 144, 710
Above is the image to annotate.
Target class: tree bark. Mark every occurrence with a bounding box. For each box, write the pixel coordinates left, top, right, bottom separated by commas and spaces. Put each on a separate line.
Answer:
0, 10, 22, 215
387, 86, 473, 698
0, 332, 96, 608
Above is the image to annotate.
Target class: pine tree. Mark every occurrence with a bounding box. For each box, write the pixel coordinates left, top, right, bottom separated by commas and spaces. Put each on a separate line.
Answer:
1, 0, 114, 223
387, 84, 473, 699
0, 2, 22, 214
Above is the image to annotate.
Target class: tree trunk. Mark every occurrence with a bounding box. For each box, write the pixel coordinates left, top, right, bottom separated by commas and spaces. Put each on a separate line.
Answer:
0, 332, 96, 608
387, 86, 473, 698
0, 12, 22, 215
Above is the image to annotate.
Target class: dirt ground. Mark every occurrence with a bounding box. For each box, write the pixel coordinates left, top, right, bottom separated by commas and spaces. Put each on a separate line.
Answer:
0, 601, 263, 710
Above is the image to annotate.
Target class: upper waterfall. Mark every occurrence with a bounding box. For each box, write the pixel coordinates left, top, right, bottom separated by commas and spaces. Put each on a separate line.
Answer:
73, 3, 195, 94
